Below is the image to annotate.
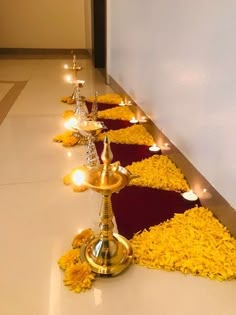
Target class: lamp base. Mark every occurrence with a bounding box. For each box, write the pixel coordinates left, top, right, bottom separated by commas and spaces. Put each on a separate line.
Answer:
80, 233, 133, 276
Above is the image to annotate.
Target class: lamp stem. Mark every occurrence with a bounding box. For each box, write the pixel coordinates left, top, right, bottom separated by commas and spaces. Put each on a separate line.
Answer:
99, 194, 114, 242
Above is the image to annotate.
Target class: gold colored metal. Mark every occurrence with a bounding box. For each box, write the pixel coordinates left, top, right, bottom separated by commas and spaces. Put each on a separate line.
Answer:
64, 55, 83, 100
74, 120, 105, 167
81, 136, 133, 276
67, 54, 83, 80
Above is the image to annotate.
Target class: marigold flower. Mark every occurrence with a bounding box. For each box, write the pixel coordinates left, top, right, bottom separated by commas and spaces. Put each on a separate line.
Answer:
126, 155, 189, 192
63, 174, 71, 185
72, 185, 88, 192
97, 125, 154, 146
64, 262, 96, 293
58, 249, 81, 271
86, 93, 122, 104
98, 106, 134, 121
53, 130, 73, 143
72, 228, 94, 249
60, 96, 68, 103
62, 135, 79, 147
60, 96, 76, 104
53, 131, 80, 146
62, 110, 74, 119
131, 207, 236, 281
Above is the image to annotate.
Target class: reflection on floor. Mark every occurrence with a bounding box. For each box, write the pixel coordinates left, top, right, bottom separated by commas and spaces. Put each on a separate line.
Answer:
0, 56, 235, 315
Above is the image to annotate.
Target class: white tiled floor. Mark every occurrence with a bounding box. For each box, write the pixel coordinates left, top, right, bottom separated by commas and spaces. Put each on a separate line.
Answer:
0, 56, 235, 315
0, 82, 14, 102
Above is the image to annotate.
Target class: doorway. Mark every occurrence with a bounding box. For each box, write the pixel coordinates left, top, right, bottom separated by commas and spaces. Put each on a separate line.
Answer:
91, 0, 106, 69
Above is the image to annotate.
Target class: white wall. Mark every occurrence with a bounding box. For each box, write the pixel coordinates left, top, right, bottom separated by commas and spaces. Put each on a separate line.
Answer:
109, 0, 236, 209
0, 0, 86, 48
84, 0, 92, 53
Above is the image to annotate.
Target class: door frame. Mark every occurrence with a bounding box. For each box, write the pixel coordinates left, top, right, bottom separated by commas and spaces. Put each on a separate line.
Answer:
105, 0, 110, 84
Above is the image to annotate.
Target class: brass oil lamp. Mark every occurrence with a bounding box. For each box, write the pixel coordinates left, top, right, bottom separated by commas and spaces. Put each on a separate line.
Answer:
64, 55, 84, 101
80, 137, 134, 276
64, 54, 83, 79
73, 120, 105, 167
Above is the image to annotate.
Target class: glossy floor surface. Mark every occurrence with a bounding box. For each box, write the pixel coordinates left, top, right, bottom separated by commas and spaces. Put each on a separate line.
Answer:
0, 56, 235, 315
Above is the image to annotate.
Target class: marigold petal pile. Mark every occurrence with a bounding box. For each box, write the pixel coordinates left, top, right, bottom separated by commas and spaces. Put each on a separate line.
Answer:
126, 155, 189, 192
86, 93, 122, 104
97, 106, 134, 121
97, 125, 154, 146
131, 207, 236, 281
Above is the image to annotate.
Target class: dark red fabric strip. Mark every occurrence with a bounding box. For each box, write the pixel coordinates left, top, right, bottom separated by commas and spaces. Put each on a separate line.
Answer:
86, 101, 118, 112
93, 115, 199, 239
102, 119, 132, 130
95, 141, 159, 166
112, 186, 201, 239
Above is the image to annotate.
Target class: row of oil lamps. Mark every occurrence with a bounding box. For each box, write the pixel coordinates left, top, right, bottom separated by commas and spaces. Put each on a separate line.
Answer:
60, 55, 199, 277
62, 56, 134, 276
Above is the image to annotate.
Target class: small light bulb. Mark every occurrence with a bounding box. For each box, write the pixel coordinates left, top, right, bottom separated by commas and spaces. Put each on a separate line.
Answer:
64, 64, 69, 69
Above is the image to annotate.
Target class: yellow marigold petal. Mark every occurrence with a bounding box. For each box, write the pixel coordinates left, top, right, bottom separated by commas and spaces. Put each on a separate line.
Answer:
97, 125, 154, 146
64, 262, 96, 293
53, 134, 64, 142
86, 93, 122, 104
62, 135, 79, 147
58, 249, 81, 271
126, 155, 189, 192
72, 228, 94, 249
53, 131, 73, 143
63, 174, 71, 185
60, 96, 68, 103
131, 207, 236, 281
62, 110, 74, 119
98, 106, 134, 121
60, 96, 76, 104
72, 185, 88, 192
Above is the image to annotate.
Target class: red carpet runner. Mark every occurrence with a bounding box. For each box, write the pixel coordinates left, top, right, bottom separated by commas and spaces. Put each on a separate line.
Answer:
87, 102, 201, 239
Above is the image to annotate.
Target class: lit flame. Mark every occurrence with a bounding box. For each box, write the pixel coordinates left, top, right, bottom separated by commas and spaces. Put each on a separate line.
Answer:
149, 143, 161, 152
64, 74, 73, 83
182, 190, 198, 201
140, 116, 147, 122
64, 117, 78, 130
72, 169, 86, 186
64, 64, 69, 69
130, 117, 138, 123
